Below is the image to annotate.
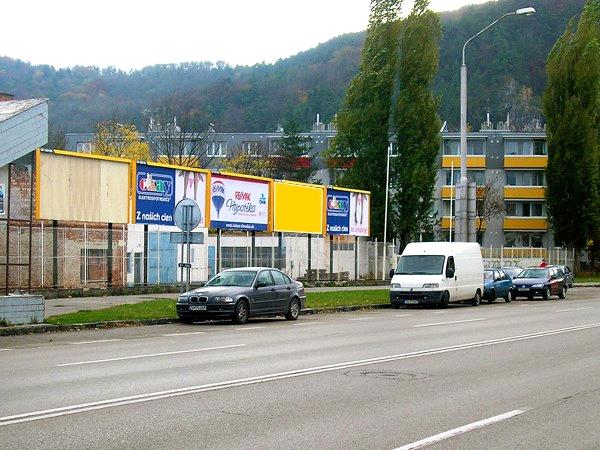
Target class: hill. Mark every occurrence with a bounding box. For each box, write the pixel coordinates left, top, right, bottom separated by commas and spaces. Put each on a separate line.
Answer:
0, 0, 586, 136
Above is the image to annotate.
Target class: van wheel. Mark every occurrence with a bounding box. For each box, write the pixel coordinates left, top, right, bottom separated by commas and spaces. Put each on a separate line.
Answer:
440, 291, 449, 309
471, 290, 481, 307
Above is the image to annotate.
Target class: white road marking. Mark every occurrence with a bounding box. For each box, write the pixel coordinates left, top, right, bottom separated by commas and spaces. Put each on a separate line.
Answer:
348, 318, 373, 321
556, 307, 594, 313
6, 322, 599, 426
0, 349, 12, 352
395, 314, 412, 317
414, 318, 486, 328
162, 332, 206, 337
394, 409, 526, 449
56, 344, 245, 367
292, 321, 323, 326
69, 339, 122, 345
234, 326, 266, 331
433, 311, 449, 314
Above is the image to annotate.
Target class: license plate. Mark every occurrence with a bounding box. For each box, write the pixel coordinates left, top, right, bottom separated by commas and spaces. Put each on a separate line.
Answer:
189, 305, 207, 311
518, 288, 529, 292
405, 300, 419, 305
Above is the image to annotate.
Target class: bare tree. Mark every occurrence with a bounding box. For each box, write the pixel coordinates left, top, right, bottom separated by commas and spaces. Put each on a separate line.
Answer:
144, 98, 216, 168
476, 172, 505, 238
220, 142, 276, 178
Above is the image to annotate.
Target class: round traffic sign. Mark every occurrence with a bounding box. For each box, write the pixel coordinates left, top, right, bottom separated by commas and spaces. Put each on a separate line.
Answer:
174, 198, 202, 232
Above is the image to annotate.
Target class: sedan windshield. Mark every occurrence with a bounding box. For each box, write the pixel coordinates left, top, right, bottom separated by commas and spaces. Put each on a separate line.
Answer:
518, 269, 549, 279
205, 270, 257, 287
502, 268, 522, 278
395, 255, 445, 275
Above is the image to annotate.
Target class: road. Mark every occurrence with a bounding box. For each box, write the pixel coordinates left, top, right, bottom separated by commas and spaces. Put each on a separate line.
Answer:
2, 288, 600, 449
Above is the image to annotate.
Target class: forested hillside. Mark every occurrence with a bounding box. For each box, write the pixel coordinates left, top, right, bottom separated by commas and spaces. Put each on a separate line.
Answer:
0, 0, 585, 135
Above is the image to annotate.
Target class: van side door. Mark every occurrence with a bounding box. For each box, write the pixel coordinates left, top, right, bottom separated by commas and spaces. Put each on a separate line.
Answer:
445, 256, 458, 301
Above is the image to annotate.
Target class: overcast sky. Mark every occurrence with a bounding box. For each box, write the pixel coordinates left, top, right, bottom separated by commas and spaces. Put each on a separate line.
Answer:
4, 0, 490, 70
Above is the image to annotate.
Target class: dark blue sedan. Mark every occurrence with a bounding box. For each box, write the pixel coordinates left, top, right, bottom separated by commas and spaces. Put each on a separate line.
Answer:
483, 268, 514, 303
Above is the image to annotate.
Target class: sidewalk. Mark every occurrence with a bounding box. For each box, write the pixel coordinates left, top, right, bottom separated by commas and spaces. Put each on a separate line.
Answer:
44, 285, 391, 318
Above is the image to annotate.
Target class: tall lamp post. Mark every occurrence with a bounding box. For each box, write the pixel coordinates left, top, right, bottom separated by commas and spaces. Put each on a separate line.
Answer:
456, 6, 536, 242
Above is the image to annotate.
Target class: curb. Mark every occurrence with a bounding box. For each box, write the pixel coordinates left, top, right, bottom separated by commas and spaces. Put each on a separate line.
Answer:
0, 305, 391, 336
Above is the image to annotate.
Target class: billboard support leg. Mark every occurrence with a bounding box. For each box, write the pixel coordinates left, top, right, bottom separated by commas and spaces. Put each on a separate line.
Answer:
307, 234, 312, 280
354, 236, 358, 281
217, 229, 222, 273
107, 223, 113, 288
277, 232, 283, 270
143, 224, 148, 286
4, 164, 11, 295
251, 231, 256, 266
52, 219, 58, 289
329, 234, 334, 281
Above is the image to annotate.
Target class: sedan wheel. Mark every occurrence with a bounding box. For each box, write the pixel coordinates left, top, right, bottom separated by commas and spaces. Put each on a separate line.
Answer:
233, 300, 249, 324
559, 285, 567, 300
285, 298, 300, 320
542, 288, 551, 301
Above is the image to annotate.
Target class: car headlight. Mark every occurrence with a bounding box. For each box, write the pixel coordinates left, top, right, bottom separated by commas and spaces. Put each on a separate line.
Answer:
178, 296, 188, 303
532, 284, 544, 288
212, 296, 234, 303
391, 283, 401, 289
422, 283, 439, 288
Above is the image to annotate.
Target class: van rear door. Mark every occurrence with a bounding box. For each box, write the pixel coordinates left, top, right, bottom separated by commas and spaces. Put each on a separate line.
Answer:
445, 256, 458, 300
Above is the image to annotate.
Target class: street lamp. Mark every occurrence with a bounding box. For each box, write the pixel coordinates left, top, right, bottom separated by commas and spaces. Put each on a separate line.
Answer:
456, 6, 536, 242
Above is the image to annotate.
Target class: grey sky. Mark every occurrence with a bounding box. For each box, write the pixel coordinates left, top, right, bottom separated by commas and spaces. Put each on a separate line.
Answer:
4, 0, 490, 70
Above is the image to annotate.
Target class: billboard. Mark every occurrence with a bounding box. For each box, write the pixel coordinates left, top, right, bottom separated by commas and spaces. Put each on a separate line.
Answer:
349, 191, 370, 236
274, 181, 325, 234
36, 150, 130, 223
326, 188, 350, 235
210, 174, 269, 231
135, 163, 207, 228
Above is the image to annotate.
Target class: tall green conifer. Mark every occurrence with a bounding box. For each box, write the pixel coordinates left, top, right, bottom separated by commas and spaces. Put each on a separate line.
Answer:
544, 0, 600, 255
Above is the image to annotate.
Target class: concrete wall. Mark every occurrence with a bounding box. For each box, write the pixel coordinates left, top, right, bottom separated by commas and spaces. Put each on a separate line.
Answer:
0, 295, 44, 324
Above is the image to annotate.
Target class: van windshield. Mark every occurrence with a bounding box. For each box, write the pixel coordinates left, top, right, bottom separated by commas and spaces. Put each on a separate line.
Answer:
395, 255, 445, 275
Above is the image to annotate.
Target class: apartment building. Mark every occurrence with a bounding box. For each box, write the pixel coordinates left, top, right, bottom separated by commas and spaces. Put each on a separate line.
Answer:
436, 126, 550, 249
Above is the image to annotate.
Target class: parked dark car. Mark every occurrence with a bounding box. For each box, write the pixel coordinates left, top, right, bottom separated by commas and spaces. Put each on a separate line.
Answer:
512, 267, 567, 300
176, 267, 306, 324
483, 268, 514, 303
549, 265, 574, 288
500, 266, 523, 280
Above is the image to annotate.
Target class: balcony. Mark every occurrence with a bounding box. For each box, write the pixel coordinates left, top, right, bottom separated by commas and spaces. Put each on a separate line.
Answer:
503, 217, 548, 231
441, 217, 485, 230
504, 155, 547, 169
442, 156, 486, 169
504, 186, 545, 200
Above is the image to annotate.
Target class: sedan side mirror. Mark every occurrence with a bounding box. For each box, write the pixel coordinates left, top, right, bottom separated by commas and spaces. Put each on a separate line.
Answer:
389, 269, 395, 279
446, 268, 455, 279
255, 281, 268, 289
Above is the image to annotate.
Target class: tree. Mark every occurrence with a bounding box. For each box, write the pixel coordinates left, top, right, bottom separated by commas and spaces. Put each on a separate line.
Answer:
544, 0, 600, 260
145, 97, 216, 168
221, 143, 276, 178
390, 0, 442, 249
475, 172, 505, 239
327, 0, 403, 239
274, 120, 317, 182
93, 120, 150, 160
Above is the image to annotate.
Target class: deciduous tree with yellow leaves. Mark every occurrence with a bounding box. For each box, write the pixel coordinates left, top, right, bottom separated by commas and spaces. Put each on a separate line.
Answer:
93, 120, 150, 160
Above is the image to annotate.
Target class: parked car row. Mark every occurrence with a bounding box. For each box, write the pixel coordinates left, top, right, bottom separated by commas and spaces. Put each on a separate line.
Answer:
175, 247, 575, 324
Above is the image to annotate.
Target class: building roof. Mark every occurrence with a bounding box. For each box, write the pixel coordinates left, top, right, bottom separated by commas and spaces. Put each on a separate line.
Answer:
0, 98, 47, 124
0, 98, 49, 166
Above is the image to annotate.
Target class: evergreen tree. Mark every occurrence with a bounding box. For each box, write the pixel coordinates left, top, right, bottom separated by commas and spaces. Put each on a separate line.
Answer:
275, 120, 317, 183
391, 0, 442, 249
544, 0, 600, 256
328, 0, 403, 239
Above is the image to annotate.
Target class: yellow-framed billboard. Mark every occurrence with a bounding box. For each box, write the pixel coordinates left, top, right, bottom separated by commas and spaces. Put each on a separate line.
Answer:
273, 180, 325, 234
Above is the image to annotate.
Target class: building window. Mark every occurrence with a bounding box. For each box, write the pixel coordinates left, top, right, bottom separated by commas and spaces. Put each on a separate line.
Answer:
80, 249, 107, 282
207, 142, 227, 157
443, 140, 485, 155
505, 170, 545, 186
269, 139, 281, 153
441, 200, 454, 216
76, 142, 94, 153
505, 139, 547, 156
443, 170, 485, 186
505, 201, 545, 217
504, 232, 544, 248
241, 141, 262, 156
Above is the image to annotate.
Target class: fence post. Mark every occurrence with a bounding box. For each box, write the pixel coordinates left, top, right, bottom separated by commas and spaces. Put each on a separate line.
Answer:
374, 238, 378, 282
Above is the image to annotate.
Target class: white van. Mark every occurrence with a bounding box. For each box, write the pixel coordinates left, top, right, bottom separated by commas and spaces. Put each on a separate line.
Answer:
389, 242, 484, 308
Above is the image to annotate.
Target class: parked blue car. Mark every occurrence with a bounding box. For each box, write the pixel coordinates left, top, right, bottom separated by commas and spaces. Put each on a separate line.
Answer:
483, 268, 514, 303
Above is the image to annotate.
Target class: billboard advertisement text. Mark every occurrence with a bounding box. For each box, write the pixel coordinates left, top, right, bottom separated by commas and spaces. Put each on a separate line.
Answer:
326, 188, 350, 235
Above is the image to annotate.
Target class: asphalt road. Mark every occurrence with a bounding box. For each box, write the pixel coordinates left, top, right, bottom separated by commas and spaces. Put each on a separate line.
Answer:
2, 288, 600, 449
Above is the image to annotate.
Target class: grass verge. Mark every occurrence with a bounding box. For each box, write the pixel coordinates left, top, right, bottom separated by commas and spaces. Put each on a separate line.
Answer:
44, 290, 389, 325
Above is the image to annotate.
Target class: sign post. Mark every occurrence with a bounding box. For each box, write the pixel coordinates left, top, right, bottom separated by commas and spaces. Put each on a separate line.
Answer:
174, 198, 202, 293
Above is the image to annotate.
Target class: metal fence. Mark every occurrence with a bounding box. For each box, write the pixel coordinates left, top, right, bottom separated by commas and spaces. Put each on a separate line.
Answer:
0, 223, 576, 291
